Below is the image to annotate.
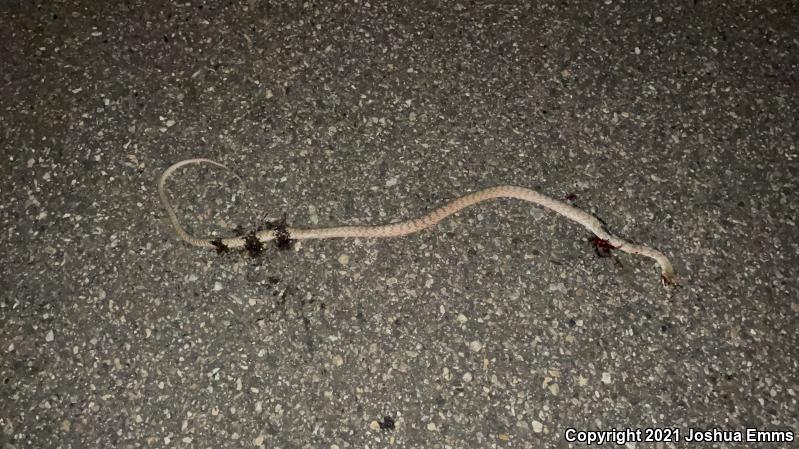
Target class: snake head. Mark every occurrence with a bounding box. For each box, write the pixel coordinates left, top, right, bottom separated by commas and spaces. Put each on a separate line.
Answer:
661, 273, 679, 288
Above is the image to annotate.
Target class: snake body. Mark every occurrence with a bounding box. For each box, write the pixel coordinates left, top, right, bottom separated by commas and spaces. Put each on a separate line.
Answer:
159, 158, 677, 286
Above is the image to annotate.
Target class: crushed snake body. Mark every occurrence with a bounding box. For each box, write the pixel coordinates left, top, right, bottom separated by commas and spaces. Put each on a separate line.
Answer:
159, 158, 677, 286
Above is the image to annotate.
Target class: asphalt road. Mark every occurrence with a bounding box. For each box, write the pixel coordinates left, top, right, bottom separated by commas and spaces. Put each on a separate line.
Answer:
2, 1, 797, 448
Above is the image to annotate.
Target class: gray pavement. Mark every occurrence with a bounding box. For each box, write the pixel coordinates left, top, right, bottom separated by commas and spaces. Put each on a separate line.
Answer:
1, 1, 797, 448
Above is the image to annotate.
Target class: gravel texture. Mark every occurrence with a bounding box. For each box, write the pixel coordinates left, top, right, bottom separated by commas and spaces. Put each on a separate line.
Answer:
2, 1, 797, 448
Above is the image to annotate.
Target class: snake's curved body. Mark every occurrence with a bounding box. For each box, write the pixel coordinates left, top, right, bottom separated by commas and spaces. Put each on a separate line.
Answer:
159, 158, 677, 286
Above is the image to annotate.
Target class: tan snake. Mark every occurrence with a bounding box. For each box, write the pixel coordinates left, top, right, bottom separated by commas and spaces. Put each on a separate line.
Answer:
159, 158, 677, 286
